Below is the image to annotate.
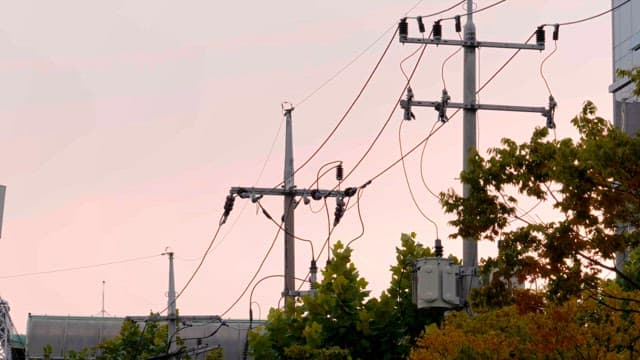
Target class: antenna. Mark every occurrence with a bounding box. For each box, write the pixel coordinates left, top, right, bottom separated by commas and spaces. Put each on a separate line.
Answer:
98, 280, 110, 318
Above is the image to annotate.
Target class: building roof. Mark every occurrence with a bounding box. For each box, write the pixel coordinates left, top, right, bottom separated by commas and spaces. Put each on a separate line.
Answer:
26, 314, 264, 359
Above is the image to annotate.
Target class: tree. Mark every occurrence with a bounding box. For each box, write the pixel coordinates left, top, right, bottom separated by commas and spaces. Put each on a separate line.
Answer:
411, 282, 640, 359
95, 318, 169, 360
249, 233, 447, 359
440, 100, 640, 301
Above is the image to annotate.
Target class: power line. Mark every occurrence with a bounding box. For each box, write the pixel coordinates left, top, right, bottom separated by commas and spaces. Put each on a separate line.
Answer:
161, 215, 226, 314
544, 0, 631, 27
363, 29, 537, 188
274, 28, 398, 189
410, 0, 466, 19
339, 43, 429, 185
439, 0, 508, 21
398, 119, 440, 239
220, 224, 282, 318
0, 254, 162, 279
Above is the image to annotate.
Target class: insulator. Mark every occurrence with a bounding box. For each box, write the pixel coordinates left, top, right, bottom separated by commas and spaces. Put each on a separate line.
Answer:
336, 164, 344, 181
433, 21, 442, 40
417, 16, 425, 33
435, 239, 443, 258
553, 24, 559, 41
399, 18, 408, 39
223, 195, 235, 216
536, 26, 545, 46
455, 16, 461, 33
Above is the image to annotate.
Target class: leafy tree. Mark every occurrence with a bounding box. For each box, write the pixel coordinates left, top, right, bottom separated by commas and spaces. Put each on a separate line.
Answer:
95, 318, 169, 360
411, 283, 640, 359
440, 100, 640, 301
249, 233, 446, 359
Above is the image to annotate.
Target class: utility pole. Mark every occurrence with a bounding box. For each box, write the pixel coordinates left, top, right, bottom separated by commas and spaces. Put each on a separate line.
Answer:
399, 0, 556, 302
165, 251, 177, 357
224, 105, 357, 310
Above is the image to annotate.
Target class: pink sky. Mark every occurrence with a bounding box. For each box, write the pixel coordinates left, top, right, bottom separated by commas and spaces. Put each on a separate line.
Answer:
0, 1, 614, 332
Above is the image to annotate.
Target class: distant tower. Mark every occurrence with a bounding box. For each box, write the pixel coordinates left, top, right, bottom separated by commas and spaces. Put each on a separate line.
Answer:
0, 298, 12, 360
99, 281, 109, 317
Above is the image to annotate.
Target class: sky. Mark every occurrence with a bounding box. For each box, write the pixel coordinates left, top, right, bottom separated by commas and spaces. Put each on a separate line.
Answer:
0, 1, 616, 333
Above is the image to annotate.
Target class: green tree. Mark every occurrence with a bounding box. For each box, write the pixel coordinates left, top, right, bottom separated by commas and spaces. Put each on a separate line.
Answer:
440, 100, 640, 301
249, 234, 446, 359
95, 318, 169, 360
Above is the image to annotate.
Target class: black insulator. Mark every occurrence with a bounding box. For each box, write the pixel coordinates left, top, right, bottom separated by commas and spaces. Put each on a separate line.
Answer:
536, 26, 545, 45
455, 16, 461, 33
336, 164, 344, 181
417, 16, 425, 33
433, 21, 442, 40
435, 239, 443, 258
399, 18, 408, 39
223, 195, 235, 216
310, 189, 323, 200
553, 24, 559, 41
334, 197, 345, 226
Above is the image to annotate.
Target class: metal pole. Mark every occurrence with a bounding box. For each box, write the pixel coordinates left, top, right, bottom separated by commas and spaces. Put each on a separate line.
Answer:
462, 0, 478, 299
283, 108, 296, 308
167, 252, 177, 356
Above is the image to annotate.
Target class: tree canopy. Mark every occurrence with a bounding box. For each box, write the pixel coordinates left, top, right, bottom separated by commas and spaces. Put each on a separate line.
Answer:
249, 233, 449, 359
440, 100, 640, 302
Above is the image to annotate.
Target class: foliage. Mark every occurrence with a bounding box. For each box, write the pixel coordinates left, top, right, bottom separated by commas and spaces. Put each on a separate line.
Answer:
440, 100, 640, 301
95, 318, 169, 360
249, 233, 446, 359
411, 283, 640, 359
617, 67, 640, 97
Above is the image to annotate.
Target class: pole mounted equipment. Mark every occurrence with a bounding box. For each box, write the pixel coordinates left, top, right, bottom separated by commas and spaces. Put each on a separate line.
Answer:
229, 107, 356, 309
398, 0, 557, 307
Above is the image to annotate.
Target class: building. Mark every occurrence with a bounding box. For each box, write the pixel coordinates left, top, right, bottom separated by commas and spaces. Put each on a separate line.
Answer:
25, 314, 261, 359
610, 0, 640, 135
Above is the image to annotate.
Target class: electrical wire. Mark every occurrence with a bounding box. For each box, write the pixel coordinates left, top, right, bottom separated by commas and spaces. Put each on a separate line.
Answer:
161, 217, 226, 314
539, 40, 558, 96
219, 224, 283, 318
398, 119, 440, 239
543, 0, 631, 27
273, 28, 398, 190
345, 188, 367, 248
293, 0, 426, 107
339, 42, 429, 186
419, 119, 443, 201
410, 0, 466, 19
362, 30, 536, 188
439, 0, 508, 21
0, 254, 162, 279
256, 201, 315, 260
441, 32, 463, 90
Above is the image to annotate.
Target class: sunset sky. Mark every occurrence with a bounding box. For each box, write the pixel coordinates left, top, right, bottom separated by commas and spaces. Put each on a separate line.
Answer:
0, 0, 616, 332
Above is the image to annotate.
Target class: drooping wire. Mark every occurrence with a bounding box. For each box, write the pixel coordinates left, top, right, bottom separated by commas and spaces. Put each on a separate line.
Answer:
338, 41, 430, 186
219, 224, 283, 318
441, 32, 463, 90
158, 217, 226, 314
410, 0, 467, 19
399, 120, 440, 239
0, 253, 162, 279
543, 0, 630, 27
539, 40, 558, 96
273, 28, 398, 190
256, 201, 315, 260
345, 188, 367, 248
419, 119, 441, 200
362, 31, 535, 187
439, 0, 508, 21
293, 0, 431, 107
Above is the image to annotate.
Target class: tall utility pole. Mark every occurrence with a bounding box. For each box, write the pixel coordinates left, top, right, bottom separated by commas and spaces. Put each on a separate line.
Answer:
399, 0, 556, 301
226, 105, 357, 309
165, 251, 177, 357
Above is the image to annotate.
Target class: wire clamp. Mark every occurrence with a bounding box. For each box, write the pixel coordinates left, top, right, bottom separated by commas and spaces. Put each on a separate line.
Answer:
434, 89, 450, 123
401, 87, 415, 121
